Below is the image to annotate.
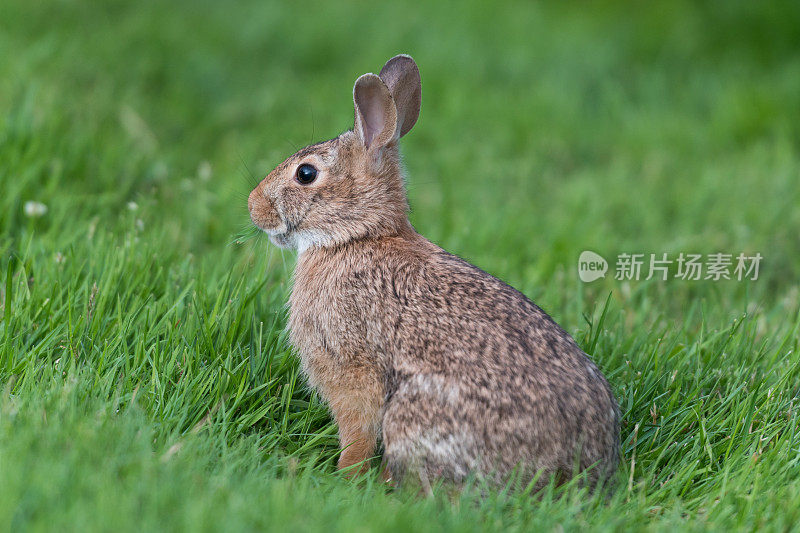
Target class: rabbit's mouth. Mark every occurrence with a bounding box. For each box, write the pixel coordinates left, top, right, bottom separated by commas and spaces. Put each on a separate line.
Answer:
263, 208, 314, 249
265, 216, 300, 248
259, 208, 325, 252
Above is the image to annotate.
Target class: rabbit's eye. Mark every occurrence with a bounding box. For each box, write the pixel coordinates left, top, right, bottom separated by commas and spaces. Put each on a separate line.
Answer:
295, 164, 318, 185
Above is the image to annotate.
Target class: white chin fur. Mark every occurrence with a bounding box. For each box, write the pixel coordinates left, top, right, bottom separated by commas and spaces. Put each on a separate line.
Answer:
267, 229, 331, 254
294, 230, 331, 254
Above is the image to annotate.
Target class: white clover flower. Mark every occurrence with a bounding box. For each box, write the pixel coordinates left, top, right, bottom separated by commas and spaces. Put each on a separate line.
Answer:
127, 201, 139, 211
24, 201, 48, 218
198, 160, 212, 182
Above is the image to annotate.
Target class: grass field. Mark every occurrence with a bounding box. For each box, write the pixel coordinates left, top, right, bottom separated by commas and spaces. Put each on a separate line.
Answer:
2, 0, 800, 530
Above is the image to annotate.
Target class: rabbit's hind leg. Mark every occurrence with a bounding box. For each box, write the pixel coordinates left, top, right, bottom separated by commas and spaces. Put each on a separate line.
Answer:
381, 374, 480, 486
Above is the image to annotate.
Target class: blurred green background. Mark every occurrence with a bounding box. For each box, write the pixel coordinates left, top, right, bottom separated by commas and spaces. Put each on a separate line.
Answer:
1, 1, 800, 530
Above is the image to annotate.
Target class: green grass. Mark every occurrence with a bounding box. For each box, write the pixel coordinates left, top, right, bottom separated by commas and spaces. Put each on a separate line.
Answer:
2, 0, 800, 530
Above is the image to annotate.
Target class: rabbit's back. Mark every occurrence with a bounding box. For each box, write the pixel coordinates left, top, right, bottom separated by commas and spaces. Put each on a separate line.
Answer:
379, 244, 618, 486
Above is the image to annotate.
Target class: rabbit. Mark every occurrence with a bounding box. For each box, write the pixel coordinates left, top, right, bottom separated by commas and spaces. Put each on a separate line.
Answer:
248, 55, 620, 490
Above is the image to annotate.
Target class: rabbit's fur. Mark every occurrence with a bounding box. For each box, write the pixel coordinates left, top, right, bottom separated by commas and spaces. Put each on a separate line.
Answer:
248, 55, 619, 489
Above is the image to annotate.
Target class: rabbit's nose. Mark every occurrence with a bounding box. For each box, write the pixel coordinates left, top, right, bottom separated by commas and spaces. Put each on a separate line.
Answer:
248, 185, 266, 213
247, 188, 258, 212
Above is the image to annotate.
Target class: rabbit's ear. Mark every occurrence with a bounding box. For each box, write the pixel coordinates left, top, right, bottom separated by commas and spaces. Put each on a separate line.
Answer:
353, 73, 398, 151
379, 55, 421, 138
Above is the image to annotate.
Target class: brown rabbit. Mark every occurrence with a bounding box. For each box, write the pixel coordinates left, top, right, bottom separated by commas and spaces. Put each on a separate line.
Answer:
248, 55, 619, 489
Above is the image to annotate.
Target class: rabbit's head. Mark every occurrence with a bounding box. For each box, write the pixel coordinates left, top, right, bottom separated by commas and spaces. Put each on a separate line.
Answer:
248, 55, 421, 252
